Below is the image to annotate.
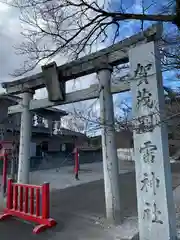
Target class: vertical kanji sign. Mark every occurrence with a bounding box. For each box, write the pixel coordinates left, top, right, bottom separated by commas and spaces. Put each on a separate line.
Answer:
129, 41, 176, 240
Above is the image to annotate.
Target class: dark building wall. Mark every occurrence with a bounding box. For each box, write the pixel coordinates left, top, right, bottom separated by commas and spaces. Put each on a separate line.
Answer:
115, 130, 133, 149
89, 130, 133, 149
29, 149, 102, 171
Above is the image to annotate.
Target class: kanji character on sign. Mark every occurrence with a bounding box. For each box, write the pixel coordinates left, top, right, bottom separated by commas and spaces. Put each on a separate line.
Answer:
143, 202, 163, 224
134, 63, 152, 86
141, 172, 160, 195
136, 88, 154, 109
139, 141, 157, 163
134, 114, 154, 134
152, 203, 163, 224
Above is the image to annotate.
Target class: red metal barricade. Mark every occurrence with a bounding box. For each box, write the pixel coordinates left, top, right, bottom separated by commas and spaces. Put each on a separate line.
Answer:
0, 179, 56, 234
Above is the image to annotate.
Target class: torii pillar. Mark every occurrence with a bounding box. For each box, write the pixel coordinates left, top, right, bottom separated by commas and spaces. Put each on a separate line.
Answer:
17, 90, 34, 183
97, 64, 121, 224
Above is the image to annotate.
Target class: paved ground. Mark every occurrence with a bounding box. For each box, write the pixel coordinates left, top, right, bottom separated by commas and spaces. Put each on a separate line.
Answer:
29, 161, 135, 190
0, 161, 180, 239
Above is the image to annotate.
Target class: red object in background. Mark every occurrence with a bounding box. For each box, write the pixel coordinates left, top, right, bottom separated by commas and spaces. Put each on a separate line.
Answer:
0, 179, 57, 234
0, 141, 13, 157
74, 148, 79, 180
0, 141, 13, 194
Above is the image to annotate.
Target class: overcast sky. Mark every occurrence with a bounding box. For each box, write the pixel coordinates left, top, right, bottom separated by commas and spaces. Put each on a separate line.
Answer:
0, 4, 20, 89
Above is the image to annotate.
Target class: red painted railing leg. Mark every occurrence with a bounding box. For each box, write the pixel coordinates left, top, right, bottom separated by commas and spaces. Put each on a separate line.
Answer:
14, 185, 18, 210
33, 182, 57, 234
42, 183, 49, 219
36, 188, 40, 217
24, 187, 29, 213
7, 179, 13, 209
30, 188, 34, 215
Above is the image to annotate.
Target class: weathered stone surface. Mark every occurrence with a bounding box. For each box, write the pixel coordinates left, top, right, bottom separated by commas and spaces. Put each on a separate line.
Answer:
129, 41, 176, 240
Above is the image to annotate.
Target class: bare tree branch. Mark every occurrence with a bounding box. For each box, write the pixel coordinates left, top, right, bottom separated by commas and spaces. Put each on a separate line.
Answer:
0, 0, 179, 76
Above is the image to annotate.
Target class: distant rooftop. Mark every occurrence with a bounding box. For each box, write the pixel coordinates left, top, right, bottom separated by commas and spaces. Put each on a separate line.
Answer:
0, 93, 67, 119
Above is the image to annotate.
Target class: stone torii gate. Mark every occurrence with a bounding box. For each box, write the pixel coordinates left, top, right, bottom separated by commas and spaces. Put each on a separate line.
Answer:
1, 24, 177, 239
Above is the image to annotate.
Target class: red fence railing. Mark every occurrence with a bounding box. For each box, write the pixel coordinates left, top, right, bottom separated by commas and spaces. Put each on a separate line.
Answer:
0, 179, 56, 234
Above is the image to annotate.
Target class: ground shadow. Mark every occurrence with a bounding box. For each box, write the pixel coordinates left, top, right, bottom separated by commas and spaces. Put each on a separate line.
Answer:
51, 171, 137, 221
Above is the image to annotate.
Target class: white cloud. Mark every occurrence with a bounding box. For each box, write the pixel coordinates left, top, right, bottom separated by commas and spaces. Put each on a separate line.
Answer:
0, 0, 134, 130
0, 2, 9, 15
0, 4, 26, 84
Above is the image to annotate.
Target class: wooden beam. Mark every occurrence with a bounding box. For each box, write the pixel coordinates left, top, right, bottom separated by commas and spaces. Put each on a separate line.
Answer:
2, 24, 162, 94
8, 81, 131, 114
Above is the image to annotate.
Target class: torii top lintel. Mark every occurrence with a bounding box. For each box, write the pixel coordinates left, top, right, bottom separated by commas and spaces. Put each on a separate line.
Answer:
2, 23, 162, 95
